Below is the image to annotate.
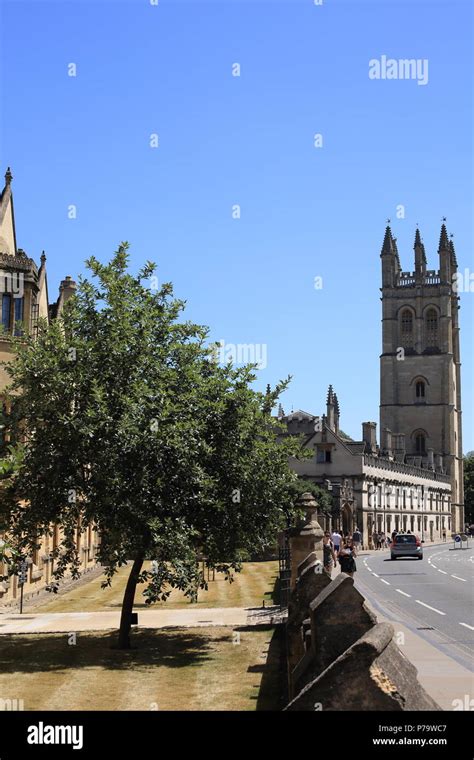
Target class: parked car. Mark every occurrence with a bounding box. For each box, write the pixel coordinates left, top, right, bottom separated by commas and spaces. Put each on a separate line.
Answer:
390, 533, 423, 560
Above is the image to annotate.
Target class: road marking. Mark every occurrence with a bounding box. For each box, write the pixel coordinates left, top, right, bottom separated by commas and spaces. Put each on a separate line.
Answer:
380, 578, 390, 585
372, 572, 379, 577
415, 600, 446, 616
431, 564, 437, 569
459, 622, 474, 631
396, 589, 411, 597
438, 569, 447, 575
451, 575, 467, 582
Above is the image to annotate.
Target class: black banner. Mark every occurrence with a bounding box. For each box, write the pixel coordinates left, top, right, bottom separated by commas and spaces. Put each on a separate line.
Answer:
0, 710, 471, 758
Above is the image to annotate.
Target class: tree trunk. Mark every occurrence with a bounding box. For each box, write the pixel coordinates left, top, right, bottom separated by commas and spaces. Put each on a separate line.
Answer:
117, 554, 144, 649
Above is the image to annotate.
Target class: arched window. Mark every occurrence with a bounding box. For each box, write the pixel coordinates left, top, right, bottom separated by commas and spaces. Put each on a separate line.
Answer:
425, 308, 438, 348
415, 380, 425, 398
400, 309, 414, 348
415, 433, 426, 454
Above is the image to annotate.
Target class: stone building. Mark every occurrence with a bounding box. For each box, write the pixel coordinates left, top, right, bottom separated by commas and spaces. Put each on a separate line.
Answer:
281, 224, 463, 547
0, 168, 96, 603
380, 224, 463, 535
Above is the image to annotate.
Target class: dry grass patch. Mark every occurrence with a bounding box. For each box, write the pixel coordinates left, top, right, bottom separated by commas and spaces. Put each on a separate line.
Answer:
0, 625, 284, 711
35, 561, 279, 613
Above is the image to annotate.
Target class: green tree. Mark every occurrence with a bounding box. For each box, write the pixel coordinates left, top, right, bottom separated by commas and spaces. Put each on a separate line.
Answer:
464, 452, 474, 525
0, 245, 304, 648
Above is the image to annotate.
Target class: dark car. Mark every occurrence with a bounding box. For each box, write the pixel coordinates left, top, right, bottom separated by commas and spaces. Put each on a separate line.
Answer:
390, 533, 423, 560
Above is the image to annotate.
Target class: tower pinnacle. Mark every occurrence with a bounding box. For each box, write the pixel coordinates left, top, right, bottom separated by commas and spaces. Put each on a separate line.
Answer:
438, 223, 449, 251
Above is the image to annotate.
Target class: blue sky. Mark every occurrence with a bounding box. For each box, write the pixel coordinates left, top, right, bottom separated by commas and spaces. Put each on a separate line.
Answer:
1, 0, 473, 449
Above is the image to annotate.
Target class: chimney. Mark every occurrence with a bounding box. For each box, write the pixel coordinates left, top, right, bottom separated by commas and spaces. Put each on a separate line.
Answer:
362, 422, 377, 454
381, 428, 393, 457
427, 448, 435, 470
59, 276, 77, 305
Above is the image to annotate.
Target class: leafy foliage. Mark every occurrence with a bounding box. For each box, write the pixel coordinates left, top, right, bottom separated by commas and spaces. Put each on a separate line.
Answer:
0, 245, 305, 610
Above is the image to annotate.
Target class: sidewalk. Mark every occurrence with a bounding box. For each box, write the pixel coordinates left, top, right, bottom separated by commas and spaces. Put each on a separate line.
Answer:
363, 600, 474, 711
0, 605, 284, 635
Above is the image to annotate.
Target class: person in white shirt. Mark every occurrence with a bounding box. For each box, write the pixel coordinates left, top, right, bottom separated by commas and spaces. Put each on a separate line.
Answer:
331, 530, 341, 554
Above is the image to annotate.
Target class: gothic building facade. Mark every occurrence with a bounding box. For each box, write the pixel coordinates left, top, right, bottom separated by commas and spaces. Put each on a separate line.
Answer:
0, 168, 96, 604
282, 224, 464, 546
380, 223, 463, 536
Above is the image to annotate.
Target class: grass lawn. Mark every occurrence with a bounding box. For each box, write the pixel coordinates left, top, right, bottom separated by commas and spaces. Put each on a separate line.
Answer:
34, 561, 279, 613
0, 625, 284, 711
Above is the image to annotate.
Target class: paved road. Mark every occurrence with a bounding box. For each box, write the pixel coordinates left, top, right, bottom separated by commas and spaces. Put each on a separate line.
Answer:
355, 543, 474, 673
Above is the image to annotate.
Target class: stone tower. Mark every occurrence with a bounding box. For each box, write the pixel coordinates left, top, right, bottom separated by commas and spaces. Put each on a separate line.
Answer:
379, 223, 463, 532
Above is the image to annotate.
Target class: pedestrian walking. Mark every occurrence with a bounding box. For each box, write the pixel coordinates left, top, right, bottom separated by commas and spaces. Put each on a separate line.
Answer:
331, 529, 341, 555
338, 542, 357, 577
442, 528, 447, 542
323, 531, 337, 576
352, 527, 362, 552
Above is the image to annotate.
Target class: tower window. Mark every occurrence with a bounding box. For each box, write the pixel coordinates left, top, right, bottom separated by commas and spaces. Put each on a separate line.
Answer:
415, 381, 425, 398
415, 433, 426, 454
14, 297, 24, 336
400, 309, 414, 348
425, 308, 438, 348
1, 294, 11, 330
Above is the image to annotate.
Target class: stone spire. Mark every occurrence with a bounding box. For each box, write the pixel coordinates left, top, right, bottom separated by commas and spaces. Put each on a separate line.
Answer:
438, 222, 449, 251
4, 167, 12, 186
414, 226, 427, 278
438, 221, 450, 284
381, 225, 393, 255
333, 393, 340, 435
449, 238, 458, 269
326, 385, 336, 431
381, 224, 400, 287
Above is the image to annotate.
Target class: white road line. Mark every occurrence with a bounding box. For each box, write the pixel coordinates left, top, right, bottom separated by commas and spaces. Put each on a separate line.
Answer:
438, 569, 448, 575
451, 575, 467, 582
372, 572, 379, 577
380, 579, 390, 585
431, 564, 437, 569
459, 622, 474, 631
415, 600, 446, 616
396, 589, 411, 597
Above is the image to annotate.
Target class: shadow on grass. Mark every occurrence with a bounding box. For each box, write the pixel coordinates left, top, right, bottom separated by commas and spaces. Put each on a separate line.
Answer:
264, 574, 280, 606
0, 629, 231, 674
236, 623, 286, 711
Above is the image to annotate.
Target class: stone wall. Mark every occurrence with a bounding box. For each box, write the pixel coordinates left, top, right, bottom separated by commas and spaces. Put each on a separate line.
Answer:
285, 552, 441, 711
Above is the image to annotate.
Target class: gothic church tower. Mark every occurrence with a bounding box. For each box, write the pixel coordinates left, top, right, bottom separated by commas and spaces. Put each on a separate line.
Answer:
380, 223, 464, 532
